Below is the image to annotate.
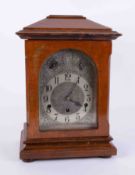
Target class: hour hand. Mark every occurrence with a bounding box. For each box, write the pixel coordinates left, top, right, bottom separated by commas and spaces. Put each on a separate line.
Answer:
69, 99, 82, 107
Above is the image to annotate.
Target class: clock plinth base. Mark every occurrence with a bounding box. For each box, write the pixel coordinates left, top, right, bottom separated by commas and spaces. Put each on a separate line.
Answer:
20, 124, 117, 161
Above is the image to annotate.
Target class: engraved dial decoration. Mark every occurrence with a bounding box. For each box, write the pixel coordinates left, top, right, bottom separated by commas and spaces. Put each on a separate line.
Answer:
39, 49, 97, 130
42, 73, 92, 123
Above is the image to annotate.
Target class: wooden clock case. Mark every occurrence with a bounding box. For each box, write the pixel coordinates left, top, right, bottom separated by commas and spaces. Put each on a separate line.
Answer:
16, 15, 121, 161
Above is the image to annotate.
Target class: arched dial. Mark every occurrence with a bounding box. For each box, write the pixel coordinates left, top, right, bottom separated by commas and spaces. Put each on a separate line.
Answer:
42, 73, 92, 123
39, 49, 97, 130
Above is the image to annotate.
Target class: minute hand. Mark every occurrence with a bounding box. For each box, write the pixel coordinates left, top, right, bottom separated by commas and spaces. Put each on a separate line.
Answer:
65, 80, 78, 99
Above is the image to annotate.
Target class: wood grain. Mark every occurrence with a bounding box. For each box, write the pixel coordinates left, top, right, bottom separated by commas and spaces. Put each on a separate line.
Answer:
16, 15, 121, 40
16, 15, 121, 161
20, 124, 116, 161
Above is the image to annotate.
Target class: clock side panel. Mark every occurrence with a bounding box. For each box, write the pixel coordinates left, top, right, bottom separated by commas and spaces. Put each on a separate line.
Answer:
25, 40, 112, 140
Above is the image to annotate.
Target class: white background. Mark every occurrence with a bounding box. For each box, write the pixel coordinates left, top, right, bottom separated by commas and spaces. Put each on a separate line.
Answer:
0, 0, 135, 174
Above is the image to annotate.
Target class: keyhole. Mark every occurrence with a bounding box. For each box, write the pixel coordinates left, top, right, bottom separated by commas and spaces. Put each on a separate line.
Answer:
47, 104, 51, 112
84, 103, 88, 112
66, 108, 70, 113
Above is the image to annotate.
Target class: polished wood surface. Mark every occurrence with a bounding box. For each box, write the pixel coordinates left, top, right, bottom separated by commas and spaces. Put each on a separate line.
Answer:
16, 15, 121, 40
16, 15, 121, 161
25, 40, 111, 140
24, 15, 111, 30
20, 124, 116, 161
20, 40, 116, 161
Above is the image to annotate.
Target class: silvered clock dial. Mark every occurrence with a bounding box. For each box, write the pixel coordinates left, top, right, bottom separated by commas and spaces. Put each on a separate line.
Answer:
39, 49, 97, 130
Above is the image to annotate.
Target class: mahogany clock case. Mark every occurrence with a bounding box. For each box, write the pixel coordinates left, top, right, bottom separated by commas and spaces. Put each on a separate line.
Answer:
16, 15, 121, 161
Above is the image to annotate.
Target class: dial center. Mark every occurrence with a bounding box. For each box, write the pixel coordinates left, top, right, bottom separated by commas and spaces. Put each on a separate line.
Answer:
51, 82, 84, 115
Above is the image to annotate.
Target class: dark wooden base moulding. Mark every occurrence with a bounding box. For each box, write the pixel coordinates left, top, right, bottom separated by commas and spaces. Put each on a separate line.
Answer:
20, 123, 117, 161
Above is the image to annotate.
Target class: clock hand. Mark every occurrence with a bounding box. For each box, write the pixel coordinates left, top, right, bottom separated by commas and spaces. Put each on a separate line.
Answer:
65, 79, 78, 100
69, 99, 82, 107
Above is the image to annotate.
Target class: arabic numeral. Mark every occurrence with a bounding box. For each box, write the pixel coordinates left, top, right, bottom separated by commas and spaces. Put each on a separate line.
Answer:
65, 72, 71, 81
84, 84, 89, 91
55, 76, 59, 84
54, 113, 58, 121
76, 113, 80, 120
65, 116, 70, 123
87, 94, 91, 102
46, 84, 52, 92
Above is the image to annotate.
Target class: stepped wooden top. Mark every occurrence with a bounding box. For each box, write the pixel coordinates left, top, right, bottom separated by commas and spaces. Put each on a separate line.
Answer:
16, 15, 121, 40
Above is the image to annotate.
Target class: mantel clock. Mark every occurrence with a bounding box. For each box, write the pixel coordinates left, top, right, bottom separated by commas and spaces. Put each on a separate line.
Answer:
16, 15, 121, 161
